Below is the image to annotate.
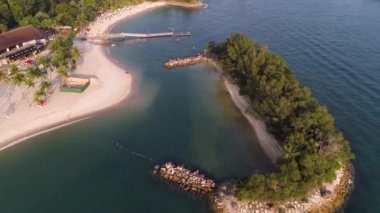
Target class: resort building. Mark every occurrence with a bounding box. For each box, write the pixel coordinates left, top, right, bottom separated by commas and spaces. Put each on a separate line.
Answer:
0, 25, 50, 62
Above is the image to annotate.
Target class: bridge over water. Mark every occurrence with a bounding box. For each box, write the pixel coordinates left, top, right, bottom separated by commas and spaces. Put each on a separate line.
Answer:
77, 31, 191, 41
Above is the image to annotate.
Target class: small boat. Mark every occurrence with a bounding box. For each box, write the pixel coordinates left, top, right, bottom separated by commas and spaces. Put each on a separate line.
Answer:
203, 4, 208, 9
111, 44, 116, 47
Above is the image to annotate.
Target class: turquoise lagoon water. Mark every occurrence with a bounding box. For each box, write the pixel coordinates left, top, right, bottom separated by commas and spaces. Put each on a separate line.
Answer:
0, 0, 379, 212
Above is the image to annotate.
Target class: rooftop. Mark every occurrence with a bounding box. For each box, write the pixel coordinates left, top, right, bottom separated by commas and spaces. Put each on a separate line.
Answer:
0, 25, 48, 51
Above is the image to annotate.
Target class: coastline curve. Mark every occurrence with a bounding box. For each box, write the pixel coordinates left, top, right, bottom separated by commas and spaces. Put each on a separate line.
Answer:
0, 2, 168, 151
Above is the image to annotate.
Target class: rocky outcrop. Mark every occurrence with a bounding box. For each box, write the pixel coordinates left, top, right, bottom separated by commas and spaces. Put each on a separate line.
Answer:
212, 164, 353, 213
153, 162, 216, 194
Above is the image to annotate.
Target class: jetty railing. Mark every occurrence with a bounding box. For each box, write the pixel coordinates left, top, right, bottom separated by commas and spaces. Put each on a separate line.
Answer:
77, 31, 191, 41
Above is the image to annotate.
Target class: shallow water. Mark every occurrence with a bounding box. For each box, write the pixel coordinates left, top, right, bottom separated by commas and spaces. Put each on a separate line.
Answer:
0, 0, 379, 212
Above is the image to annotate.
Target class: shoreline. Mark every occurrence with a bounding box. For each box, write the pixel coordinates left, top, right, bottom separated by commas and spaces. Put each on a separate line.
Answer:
0, 2, 167, 150
205, 61, 353, 213
161, 55, 284, 162
212, 163, 353, 213
0, 116, 93, 152
223, 78, 284, 163
211, 61, 352, 213
209, 60, 284, 163
165, 1, 205, 9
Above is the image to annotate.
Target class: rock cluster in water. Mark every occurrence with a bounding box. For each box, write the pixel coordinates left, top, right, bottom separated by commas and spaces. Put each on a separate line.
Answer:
153, 162, 215, 194
163, 54, 211, 69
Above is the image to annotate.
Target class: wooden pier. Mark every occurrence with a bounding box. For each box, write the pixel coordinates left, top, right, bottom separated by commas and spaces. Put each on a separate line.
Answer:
77, 31, 191, 41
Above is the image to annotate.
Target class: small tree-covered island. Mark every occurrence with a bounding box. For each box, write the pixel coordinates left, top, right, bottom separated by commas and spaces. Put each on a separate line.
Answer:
205, 34, 354, 212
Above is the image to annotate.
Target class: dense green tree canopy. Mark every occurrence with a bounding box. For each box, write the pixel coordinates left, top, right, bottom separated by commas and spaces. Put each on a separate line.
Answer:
0, 0, 146, 30
0, 0, 201, 31
209, 33, 353, 203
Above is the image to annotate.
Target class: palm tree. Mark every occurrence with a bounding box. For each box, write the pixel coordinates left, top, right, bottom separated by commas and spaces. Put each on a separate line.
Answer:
33, 89, 45, 103
41, 18, 58, 34
33, 80, 51, 103
36, 56, 53, 81
57, 66, 69, 84
36, 56, 51, 71
9, 65, 19, 76
26, 67, 43, 81
23, 76, 37, 106
75, 13, 88, 31
71, 47, 80, 60
9, 65, 26, 87
40, 80, 51, 92
24, 77, 35, 88
0, 69, 9, 83
57, 66, 68, 78
70, 47, 80, 70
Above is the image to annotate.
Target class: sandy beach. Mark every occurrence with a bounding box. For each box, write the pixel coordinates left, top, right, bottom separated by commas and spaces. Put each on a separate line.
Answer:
0, 2, 167, 149
207, 61, 283, 163
223, 79, 284, 163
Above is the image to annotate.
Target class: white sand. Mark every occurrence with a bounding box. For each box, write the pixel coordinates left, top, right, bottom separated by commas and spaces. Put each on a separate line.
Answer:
0, 2, 167, 149
87, 2, 166, 34
223, 79, 284, 163
208, 61, 283, 163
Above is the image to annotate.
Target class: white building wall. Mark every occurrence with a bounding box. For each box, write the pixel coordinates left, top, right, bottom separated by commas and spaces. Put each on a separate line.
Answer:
23, 40, 37, 46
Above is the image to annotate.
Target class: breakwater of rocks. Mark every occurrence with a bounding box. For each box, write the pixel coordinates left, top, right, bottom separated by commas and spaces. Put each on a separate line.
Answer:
163, 54, 212, 69
153, 162, 216, 194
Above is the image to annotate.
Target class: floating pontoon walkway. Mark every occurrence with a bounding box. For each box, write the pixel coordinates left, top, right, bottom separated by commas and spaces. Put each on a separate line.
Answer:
77, 31, 191, 41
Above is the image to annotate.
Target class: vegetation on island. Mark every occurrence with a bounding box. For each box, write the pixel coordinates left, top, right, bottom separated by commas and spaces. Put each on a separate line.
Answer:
0, 34, 79, 102
208, 33, 353, 203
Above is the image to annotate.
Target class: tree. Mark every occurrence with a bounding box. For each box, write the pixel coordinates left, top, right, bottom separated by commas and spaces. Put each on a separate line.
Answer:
0, 68, 9, 82
41, 18, 58, 32
0, 0, 14, 28
0, 23, 7, 33
9, 65, 25, 86
7, 0, 38, 25
211, 33, 353, 202
33, 88, 45, 102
